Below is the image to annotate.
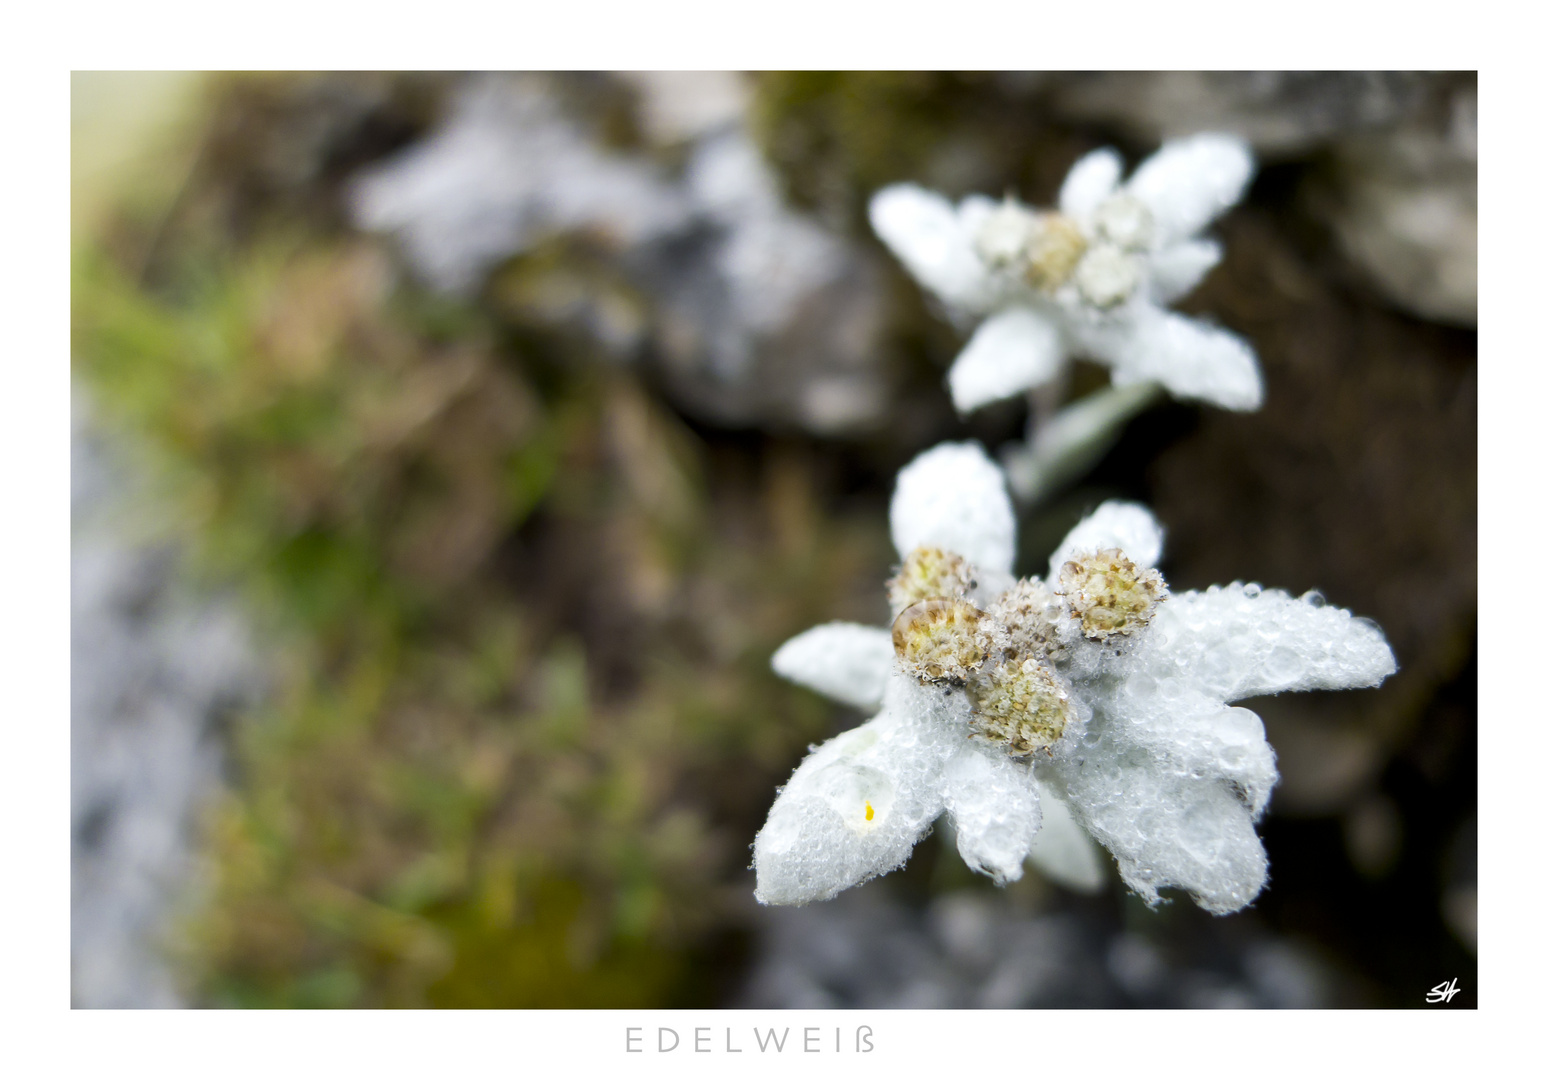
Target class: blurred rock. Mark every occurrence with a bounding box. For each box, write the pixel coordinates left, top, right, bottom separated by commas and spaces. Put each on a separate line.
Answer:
350, 75, 693, 293
72, 393, 261, 1007
351, 74, 892, 435
616, 71, 750, 146
737, 884, 1335, 1008
1322, 82, 1477, 325
1048, 72, 1429, 155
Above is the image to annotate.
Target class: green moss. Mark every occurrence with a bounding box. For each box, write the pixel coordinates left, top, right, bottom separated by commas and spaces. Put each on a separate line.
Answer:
749, 72, 1087, 231
752, 72, 965, 221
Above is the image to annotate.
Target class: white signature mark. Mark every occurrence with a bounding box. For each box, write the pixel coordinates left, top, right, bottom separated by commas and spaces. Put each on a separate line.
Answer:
1426, 977, 1460, 1003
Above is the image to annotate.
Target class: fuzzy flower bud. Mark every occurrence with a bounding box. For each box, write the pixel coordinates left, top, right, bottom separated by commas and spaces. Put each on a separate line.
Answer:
887, 546, 977, 616
892, 598, 996, 683
1058, 548, 1168, 640
968, 657, 1074, 757
986, 577, 1067, 661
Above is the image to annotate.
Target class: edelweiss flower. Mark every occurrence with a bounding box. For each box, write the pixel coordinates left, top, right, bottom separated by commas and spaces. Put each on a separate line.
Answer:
869, 134, 1263, 414
755, 442, 1396, 913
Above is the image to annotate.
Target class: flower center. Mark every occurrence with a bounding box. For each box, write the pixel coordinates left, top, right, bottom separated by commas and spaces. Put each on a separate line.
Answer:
1092, 193, 1154, 252
972, 199, 1041, 271
892, 598, 994, 682
1024, 214, 1088, 293
967, 657, 1073, 756
887, 545, 977, 615
1074, 243, 1143, 309
1057, 547, 1169, 640
971, 200, 1089, 294
986, 577, 1066, 661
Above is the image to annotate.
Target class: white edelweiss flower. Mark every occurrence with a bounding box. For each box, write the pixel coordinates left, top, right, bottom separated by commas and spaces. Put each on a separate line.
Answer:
868, 133, 1263, 415
755, 442, 1397, 913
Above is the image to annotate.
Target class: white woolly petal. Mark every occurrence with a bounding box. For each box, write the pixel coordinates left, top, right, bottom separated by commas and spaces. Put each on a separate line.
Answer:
947, 307, 1065, 413
771, 622, 895, 709
753, 696, 965, 906
1057, 744, 1268, 914
1049, 500, 1165, 575
890, 441, 1016, 575
869, 184, 994, 312
1058, 147, 1123, 220
1093, 682, 1279, 818
1026, 781, 1107, 893
1147, 239, 1222, 304
1125, 133, 1254, 246
754, 673, 973, 905
956, 193, 1000, 238
942, 741, 1041, 885
1134, 584, 1398, 703
1107, 307, 1263, 412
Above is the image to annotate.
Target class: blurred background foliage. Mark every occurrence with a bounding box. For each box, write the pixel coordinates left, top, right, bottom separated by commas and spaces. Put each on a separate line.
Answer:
72, 71, 1475, 1008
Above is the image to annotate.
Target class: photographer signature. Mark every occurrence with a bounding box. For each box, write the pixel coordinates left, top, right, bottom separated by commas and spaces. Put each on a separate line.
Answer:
1426, 978, 1460, 1003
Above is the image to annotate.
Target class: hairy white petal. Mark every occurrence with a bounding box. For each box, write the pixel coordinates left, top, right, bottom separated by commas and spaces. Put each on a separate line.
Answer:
1093, 681, 1279, 818
957, 193, 1001, 239
947, 307, 1065, 412
942, 741, 1042, 885
1126, 133, 1254, 246
1135, 584, 1398, 702
1059, 147, 1123, 220
1026, 781, 1107, 892
869, 184, 994, 312
1049, 500, 1165, 574
1107, 307, 1263, 412
1147, 239, 1223, 304
1056, 743, 1269, 913
890, 441, 1017, 575
753, 699, 966, 906
771, 622, 895, 709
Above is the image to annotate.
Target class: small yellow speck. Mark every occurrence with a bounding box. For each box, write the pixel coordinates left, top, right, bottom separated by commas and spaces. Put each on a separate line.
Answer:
865, 801, 874, 822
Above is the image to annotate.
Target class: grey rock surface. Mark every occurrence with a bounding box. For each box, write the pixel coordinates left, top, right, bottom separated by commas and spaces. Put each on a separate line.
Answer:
1047, 72, 1431, 155
350, 75, 696, 295
738, 884, 1332, 1009
350, 74, 892, 435
72, 394, 260, 1008
1323, 82, 1477, 325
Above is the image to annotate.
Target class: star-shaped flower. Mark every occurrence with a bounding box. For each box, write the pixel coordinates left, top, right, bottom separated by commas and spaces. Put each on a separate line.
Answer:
869, 134, 1263, 415
755, 442, 1396, 913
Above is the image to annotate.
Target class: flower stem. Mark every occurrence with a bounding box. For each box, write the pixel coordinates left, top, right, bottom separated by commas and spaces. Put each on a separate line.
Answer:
1002, 380, 1165, 506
